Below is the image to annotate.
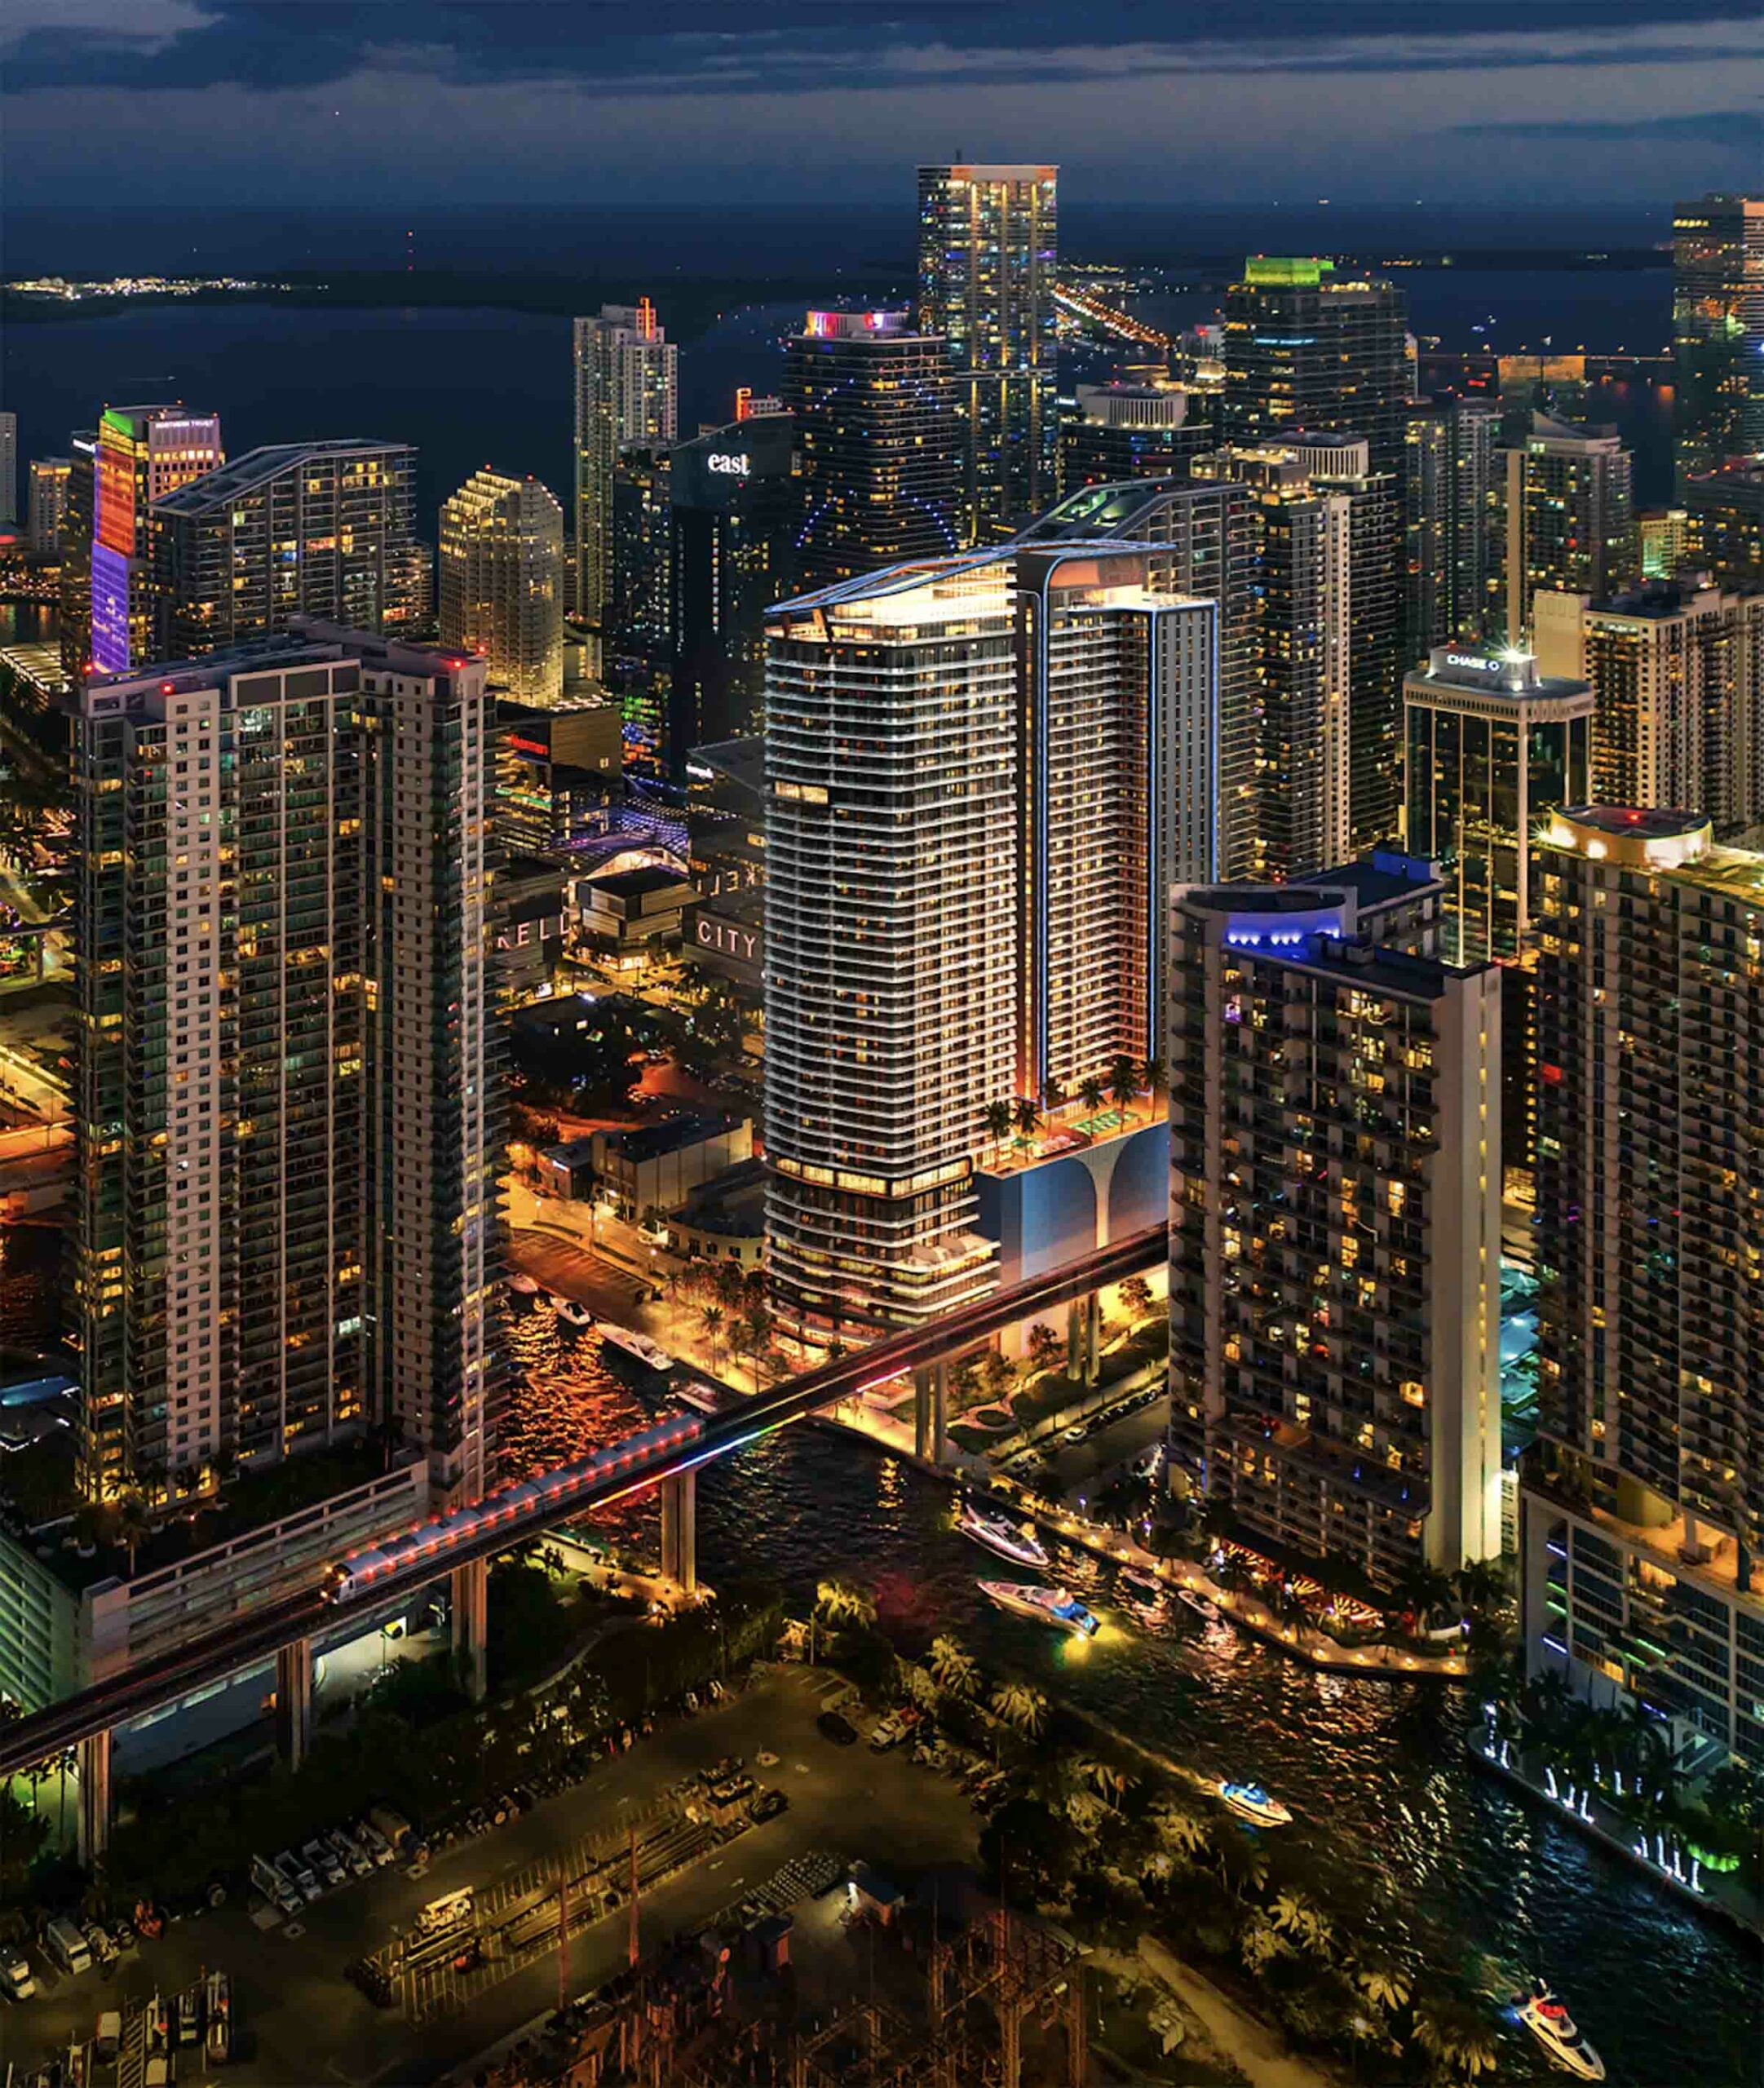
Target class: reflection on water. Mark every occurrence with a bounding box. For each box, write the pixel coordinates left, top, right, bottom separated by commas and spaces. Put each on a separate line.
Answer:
677, 1418, 1761, 2088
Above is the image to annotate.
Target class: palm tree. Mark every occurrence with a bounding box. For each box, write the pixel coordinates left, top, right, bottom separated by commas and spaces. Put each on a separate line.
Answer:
1078, 1755, 1130, 1806
1454, 1557, 1507, 1617
1270, 1890, 1333, 1956
115, 1492, 153, 1577
814, 1578, 876, 1630
698, 1303, 727, 1369
1354, 1953, 1413, 2015
984, 1099, 1014, 1165
1011, 1095, 1042, 1145
1064, 1787, 1110, 1838
1411, 1996, 1500, 2083
927, 1635, 982, 1701
1239, 1917, 1287, 1975
1107, 1055, 1138, 1116
989, 1680, 1048, 1741
1138, 1055, 1165, 1096
1152, 1799, 1212, 1865
1077, 1075, 1106, 1118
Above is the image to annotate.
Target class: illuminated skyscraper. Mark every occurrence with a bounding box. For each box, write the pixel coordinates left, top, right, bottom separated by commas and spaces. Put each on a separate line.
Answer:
1575, 582, 1764, 834
1502, 413, 1634, 644
439, 467, 564, 705
763, 543, 1217, 1349
1166, 869, 1505, 1585
1205, 434, 1403, 875
88, 404, 223, 674
1683, 461, 1764, 591
1525, 809, 1764, 1764
75, 626, 499, 1500
153, 440, 422, 659
765, 557, 1017, 1348
1672, 192, 1764, 489
1061, 384, 1214, 490
1405, 395, 1500, 649
27, 457, 72, 559
917, 164, 1059, 542
573, 301, 676, 626
783, 308, 958, 586
1223, 258, 1409, 477
1403, 644, 1594, 966
0, 413, 15, 528
669, 412, 798, 767
1017, 476, 1258, 878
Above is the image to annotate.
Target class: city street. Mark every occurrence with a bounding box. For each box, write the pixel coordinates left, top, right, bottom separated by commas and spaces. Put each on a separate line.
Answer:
0, 1668, 979, 2086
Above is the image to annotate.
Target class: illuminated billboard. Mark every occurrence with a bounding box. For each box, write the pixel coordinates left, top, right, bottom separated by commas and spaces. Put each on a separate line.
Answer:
90, 543, 133, 673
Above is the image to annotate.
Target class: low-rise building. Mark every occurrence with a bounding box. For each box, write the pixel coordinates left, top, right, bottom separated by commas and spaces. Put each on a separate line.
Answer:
580, 865, 694, 974
590, 1113, 753, 1222
670, 1157, 767, 1271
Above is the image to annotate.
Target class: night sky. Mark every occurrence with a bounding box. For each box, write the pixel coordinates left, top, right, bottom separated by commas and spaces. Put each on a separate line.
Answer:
2, 1, 1758, 215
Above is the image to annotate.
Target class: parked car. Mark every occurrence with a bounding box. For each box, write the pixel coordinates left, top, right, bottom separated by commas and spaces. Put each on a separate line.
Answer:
95, 2010, 122, 2061
1063, 1422, 1088, 1444
83, 1926, 117, 1971
751, 1788, 789, 1824
1, 1947, 36, 2000
816, 1710, 858, 1747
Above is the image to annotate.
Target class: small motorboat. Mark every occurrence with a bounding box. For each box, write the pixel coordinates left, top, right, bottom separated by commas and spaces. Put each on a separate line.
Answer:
555, 1298, 595, 1329
507, 1272, 540, 1296
1514, 1981, 1606, 2080
979, 1581, 1100, 1638
1178, 1588, 1219, 1623
959, 1503, 1050, 1570
1219, 1780, 1293, 1827
1122, 1567, 1164, 1599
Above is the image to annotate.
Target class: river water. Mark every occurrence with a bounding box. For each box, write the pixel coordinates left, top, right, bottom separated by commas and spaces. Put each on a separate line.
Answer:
497, 1303, 1762, 2088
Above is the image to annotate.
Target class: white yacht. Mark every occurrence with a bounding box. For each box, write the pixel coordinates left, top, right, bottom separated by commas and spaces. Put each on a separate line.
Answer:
979, 1581, 1100, 1638
1218, 1780, 1293, 1827
1514, 1982, 1606, 2080
958, 1503, 1050, 1570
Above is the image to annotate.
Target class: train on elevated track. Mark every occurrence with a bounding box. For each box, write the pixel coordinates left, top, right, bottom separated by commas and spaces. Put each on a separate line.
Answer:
323, 1416, 705, 1603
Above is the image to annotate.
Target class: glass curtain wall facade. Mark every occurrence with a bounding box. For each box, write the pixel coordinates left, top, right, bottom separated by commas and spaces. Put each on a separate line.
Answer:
1672, 193, 1764, 489
917, 165, 1059, 543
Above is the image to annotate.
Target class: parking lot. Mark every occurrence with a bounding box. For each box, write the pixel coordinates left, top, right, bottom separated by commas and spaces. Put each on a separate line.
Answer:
0, 1667, 979, 2086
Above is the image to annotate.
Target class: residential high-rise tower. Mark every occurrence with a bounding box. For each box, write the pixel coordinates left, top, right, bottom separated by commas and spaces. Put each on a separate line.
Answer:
1524, 808, 1764, 1766
152, 440, 423, 659
439, 467, 565, 705
75, 628, 500, 1501
573, 301, 676, 626
1672, 193, 1764, 489
88, 403, 223, 674
1166, 870, 1504, 1583
917, 164, 1059, 542
1503, 413, 1635, 644
784, 308, 957, 587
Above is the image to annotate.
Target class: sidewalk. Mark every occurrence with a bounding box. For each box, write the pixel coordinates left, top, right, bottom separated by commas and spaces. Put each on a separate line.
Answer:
1136, 1937, 1338, 2088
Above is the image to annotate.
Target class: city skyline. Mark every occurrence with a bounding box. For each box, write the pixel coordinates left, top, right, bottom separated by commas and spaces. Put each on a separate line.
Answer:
0, 35, 1758, 2075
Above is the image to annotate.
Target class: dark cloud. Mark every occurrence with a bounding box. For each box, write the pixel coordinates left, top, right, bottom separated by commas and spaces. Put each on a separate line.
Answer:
6, 0, 1757, 95
1455, 108, 1763, 144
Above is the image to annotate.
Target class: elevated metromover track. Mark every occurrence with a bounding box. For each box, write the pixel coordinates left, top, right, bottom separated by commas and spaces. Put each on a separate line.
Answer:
0, 1222, 1168, 1780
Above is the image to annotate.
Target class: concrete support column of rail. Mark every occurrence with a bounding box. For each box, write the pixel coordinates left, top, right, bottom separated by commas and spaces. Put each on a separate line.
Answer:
913, 1362, 949, 1463
451, 1556, 489, 1703
76, 1727, 111, 1868
275, 1638, 313, 1771
1083, 1293, 1103, 1384
661, 1469, 698, 1593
